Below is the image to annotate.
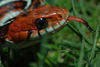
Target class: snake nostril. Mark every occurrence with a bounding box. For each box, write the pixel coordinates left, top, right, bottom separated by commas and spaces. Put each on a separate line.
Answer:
59, 15, 62, 18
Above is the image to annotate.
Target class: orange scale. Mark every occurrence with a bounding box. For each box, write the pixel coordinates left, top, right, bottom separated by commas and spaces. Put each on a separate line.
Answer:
12, 33, 19, 40
14, 27, 18, 32
7, 31, 11, 34
55, 15, 60, 20
9, 24, 13, 28
8, 32, 13, 37
6, 32, 12, 40
27, 21, 33, 25
21, 25, 33, 31
19, 22, 25, 26
25, 19, 33, 24
17, 24, 21, 28
12, 23, 17, 27
16, 28, 21, 32
9, 27, 17, 32
6, 34, 12, 40
19, 31, 28, 40
19, 18, 27, 22
6, 34, 10, 38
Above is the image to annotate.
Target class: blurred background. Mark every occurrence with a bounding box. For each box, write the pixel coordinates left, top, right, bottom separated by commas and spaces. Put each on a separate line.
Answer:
0, 0, 100, 67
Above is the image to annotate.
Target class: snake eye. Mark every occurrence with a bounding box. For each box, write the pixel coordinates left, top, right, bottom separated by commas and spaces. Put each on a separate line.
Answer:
35, 18, 48, 29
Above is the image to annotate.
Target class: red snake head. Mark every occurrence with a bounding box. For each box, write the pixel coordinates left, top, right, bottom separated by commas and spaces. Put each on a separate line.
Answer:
27, 5, 69, 41
29, 5, 69, 40
5, 5, 69, 43
33, 5, 69, 34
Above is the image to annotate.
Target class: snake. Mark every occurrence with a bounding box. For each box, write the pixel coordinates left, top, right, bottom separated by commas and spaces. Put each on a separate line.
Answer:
0, 0, 95, 49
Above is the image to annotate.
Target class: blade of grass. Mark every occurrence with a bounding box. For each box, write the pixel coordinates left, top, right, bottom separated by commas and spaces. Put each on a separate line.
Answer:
67, 24, 82, 37
43, 0, 49, 5
0, 56, 4, 67
7, 48, 10, 67
92, 3, 100, 20
95, 54, 100, 67
78, 38, 85, 67
71, 0, 93, 44
92, 3, 100, 27
79, 0, 88, 20
65, 52, 77, 61
86, 22, 100, 67
45, 58, 53, 67
37, 34, 49, 67
63, 40, 81, 48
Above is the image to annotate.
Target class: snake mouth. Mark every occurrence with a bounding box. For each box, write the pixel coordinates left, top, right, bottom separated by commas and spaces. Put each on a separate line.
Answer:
45, 14, 69, 34
29, 5, 70, 40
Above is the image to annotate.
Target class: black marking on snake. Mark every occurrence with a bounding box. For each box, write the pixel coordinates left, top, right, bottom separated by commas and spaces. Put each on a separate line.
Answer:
4, 17, 17, 24
0, 21, 13, 43
38, 30, 41, 37
21, 12, 30, 17
0, 37, 6, 43
27, 0, 34, 9
0, 17, 17, 43
33, 0, 41, 9
27, 30, 33, 39
27, 0, 40, 10
21, 13, 28, 17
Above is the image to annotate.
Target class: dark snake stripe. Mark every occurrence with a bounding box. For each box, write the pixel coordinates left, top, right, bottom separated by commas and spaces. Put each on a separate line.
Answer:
0, 1, 27, 19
